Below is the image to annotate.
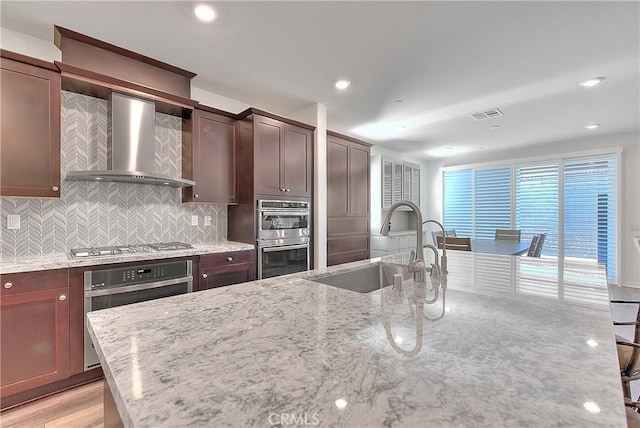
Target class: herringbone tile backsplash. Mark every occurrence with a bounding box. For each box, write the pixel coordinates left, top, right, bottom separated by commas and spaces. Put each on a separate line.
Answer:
1, 91, 227, 259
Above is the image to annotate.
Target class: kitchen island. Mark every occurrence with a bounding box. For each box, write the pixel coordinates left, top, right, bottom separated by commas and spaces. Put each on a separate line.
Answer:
87, 251, 625, 427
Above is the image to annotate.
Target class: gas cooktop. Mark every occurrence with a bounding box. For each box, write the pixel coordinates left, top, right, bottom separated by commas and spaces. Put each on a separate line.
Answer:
69, 242, 193, 258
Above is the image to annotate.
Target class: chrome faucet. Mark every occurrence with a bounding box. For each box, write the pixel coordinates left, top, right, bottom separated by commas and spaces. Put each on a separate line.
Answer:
380, 200, 426, 283
423, 244, 442, 278
422, 219, 448, 274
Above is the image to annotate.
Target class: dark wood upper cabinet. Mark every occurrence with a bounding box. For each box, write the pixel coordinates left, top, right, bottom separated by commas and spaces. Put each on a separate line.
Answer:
1, 52, 61, 198
183, 109, 238, 204
327, 132, 372, 266
0, 269, 69, 398
253, 115, 313, 198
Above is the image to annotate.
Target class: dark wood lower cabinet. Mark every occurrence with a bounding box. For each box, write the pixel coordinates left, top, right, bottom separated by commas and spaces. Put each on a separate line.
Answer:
198, 250, 255, 291
0, 270, 69, 399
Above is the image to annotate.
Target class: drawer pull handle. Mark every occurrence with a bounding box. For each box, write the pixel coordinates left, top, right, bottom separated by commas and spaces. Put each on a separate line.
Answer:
227, 257, 233, 262
59, 294, 66, 301
4, 282, 13, 289
202, 273, 208, 279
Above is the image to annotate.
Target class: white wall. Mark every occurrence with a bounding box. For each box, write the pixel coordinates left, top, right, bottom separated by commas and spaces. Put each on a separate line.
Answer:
425, 131, 640, 287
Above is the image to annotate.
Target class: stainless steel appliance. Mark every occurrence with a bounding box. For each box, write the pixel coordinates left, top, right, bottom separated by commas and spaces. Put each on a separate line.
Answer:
257, 200, 310, 279
83, 259, 193, 370
66, 92, 195, 188
70, 242, 192, 258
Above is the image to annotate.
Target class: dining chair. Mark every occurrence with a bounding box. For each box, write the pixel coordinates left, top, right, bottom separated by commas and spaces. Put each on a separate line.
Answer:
436, 236, 471, 251
526, 235, 540, 257
495, 229, 521, 242
612, 300, 640, 399
533, 233, 546, 257
431, 229, 457, 245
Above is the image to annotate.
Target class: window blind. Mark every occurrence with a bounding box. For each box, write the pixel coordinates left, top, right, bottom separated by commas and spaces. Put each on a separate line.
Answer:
516, 163, 559, 257
563, 155, 617, 279
443, 169, 472, 237
475, 167, 512, 239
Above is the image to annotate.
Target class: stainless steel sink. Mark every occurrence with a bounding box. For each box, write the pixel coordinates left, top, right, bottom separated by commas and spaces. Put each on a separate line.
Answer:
308, 263, 411, 293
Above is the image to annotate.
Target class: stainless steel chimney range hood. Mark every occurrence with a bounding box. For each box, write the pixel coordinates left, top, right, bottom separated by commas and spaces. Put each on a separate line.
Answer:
66, 92, 195, 188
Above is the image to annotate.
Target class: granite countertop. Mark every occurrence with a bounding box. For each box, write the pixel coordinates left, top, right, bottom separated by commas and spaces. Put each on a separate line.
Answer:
87, 251, 625, 427
0, 241, 255, 274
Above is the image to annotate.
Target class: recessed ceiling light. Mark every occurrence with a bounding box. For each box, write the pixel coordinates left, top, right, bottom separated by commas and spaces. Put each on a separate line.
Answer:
580, 77, 605, 87
489, 125, 501, 130
335, 79, 351, 90
394, 99, 403, 104
194, 4, 217, 22
584, 124, 600, 130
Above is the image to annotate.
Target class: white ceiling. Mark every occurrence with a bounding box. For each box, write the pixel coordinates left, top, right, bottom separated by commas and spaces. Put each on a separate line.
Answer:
2, 1, 639, 160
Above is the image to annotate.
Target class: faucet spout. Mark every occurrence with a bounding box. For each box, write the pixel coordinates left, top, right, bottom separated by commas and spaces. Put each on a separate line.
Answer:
380, 200, 426, 283
422, 219, 448, 274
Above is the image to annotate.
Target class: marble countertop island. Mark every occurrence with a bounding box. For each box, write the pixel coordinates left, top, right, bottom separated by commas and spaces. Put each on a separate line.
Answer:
87, 251, 625, 427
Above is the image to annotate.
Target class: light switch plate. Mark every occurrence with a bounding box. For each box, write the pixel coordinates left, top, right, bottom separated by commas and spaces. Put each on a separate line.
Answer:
7, 214, 20, 230
204, 216, 211, 226
191, 215, 198, 226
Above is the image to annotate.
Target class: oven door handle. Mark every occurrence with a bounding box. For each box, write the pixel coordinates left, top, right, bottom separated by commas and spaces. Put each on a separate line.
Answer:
262, 244, 309, 253
259, 210, 310, 217
85, 276, 192, 297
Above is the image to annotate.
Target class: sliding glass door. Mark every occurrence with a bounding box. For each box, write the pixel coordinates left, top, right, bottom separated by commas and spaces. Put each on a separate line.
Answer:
442, 152, 619, 292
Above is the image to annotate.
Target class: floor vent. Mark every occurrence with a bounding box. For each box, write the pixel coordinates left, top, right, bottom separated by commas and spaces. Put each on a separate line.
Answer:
471, 108, 504, 121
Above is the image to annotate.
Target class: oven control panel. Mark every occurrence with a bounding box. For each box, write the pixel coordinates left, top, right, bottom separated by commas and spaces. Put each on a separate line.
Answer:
86, 260, 191, 289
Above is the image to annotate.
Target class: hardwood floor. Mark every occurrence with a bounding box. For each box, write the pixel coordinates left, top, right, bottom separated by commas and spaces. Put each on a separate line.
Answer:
0, 381, 103, 428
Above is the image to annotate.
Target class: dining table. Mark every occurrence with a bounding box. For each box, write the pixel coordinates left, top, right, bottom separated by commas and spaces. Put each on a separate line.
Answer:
470, 238, 530, 255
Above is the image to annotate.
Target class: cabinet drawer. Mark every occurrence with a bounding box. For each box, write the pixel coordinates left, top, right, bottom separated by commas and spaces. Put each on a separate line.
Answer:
328, 218, 369, 236
200, 250, 254, 268
1, 269, 69, 296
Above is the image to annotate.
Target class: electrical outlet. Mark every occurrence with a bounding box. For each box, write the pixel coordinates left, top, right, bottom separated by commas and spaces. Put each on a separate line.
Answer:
191, 215, 198, 226
204, 216, 211, 226
7, 214, 20, 230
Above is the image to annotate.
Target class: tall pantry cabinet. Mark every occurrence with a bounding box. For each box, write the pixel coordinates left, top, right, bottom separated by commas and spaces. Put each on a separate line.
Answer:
326, 132, 371, 266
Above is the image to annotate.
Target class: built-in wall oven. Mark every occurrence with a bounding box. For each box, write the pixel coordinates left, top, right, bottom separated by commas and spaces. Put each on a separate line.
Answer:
257, 200, 310, 279
83, 259, 192, 370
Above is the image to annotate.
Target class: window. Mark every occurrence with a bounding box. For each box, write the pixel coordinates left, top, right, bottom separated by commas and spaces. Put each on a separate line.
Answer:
475, 167, 511, 239
442, 152, 619, 286
443, 169, 472, 237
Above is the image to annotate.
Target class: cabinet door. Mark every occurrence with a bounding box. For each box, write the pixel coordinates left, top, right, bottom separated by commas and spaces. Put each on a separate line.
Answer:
392, 162, 403, 205
411, 167, 421, 206
254, 116, 285, 196
283, 124, 312, 198
327, 138, 349, 217
200, 263, 254, 290
382, 160, 393, 209
403, 164, 412, 201
1, 58, 61, 197
350, 144, 370, 217
186, 110, 237, 203
1, 288, 69, 397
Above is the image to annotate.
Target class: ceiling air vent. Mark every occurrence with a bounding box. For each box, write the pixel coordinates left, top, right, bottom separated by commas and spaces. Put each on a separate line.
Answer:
471, 108, 504, 121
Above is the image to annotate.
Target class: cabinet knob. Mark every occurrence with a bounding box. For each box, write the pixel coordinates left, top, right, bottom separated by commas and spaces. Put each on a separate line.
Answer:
202, 273, 208, 279
194, 194, 199, 199
286, 189, 291, 192
227, 257, 233, 262
59, 294, 66, 301
52, 186, 59, 192
4, 282, 13, 289
280, 188, 285, 192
